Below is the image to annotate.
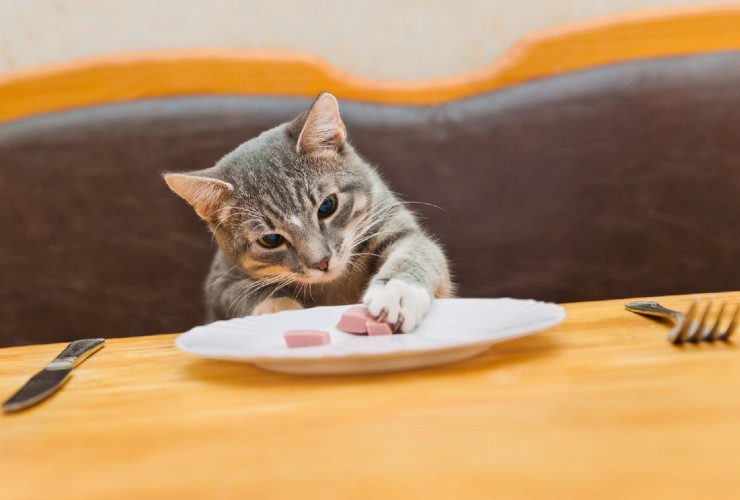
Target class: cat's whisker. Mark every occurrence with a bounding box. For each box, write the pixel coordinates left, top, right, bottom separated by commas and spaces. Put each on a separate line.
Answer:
267, 280, 294, 302
226, 272, 295, 317
213, 206, 267, 231
346, 259, 368, 275
234, 275, 292, 316
226, 281, 257, 318
304, 284, 312, 304
204, 265, 240, 289
350, 252, 382, 258
296, 282, 306, 304
350, 229, 400, 250
303, 282, 316, 304
227, 278, 274, 317
210, 215, 240, 244
242, 216, 269, 231
347, 253, 378, 273
354, 207, 399, 231
341, 207, 395, 250
401, 201, 444, 211
346, 218, 392, 245
343, 203, 400, 246
345, 201, 398, 233
290, 279, 317, 303
387, 190, 445, 211
351, 201, 399, 229
347, 251, 380, 269
353, 204, 399, 231
228, 206, 264, 217
211, 208, 261, 232
260, 273, 300, 305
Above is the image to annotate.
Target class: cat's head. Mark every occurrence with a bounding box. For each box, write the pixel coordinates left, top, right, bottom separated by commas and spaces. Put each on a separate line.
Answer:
164, 93, 376, 284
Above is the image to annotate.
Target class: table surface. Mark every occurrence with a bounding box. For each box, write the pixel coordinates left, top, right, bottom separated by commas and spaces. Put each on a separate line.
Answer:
2, 291, 740, 499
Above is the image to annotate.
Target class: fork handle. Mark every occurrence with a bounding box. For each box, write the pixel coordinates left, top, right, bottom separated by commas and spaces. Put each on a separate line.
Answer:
624, 301, 683, 323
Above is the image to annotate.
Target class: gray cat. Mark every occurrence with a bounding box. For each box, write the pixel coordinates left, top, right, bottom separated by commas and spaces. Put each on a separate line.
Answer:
164, 93, 452, 332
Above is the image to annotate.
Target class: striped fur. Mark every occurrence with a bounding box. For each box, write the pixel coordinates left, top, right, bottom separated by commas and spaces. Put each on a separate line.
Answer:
165, 93, 453, 331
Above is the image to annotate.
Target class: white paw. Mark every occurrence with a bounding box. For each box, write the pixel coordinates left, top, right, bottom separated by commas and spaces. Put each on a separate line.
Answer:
252, 297, 304, 316
362, 279, 431, 333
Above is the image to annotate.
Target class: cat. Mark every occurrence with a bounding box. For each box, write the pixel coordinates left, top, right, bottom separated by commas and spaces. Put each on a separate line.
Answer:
164, 92, 453, 332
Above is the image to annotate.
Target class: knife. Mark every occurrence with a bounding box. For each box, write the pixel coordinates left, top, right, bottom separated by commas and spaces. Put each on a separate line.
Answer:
2, 338, 105, 413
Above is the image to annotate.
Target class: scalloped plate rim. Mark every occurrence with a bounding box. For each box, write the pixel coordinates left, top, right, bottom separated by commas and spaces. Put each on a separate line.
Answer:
174, 298, 566, 373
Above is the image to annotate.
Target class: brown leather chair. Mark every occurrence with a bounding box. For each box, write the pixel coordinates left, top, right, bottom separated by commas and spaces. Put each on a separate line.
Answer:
1, 13, 739, 346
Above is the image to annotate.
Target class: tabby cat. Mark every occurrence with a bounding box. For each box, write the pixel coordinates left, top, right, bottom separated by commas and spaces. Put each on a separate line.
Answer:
165, 93, 452, 332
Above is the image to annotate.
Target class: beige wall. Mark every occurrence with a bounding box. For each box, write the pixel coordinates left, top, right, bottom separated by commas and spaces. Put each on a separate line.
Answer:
0, 0, 730, 79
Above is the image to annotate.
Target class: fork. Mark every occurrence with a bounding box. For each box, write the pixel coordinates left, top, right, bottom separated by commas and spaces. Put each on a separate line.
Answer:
625, 299, 739, 344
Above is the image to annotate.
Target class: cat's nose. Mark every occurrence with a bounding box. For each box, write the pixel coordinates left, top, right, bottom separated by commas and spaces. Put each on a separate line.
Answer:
312, 256, 330, 272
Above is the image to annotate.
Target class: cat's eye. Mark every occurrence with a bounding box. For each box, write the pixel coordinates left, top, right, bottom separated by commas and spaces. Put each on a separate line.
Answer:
318, 194, 338, 218
257, 233, 284, 249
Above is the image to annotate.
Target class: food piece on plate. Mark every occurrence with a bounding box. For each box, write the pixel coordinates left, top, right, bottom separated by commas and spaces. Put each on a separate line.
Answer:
283, 330, 331, 348
365, 318, 393, 336
336, 305, 372, 334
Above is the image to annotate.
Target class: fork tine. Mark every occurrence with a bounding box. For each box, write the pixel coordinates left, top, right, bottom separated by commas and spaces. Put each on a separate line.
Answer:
689, 299, 712, 342
671, 300, 698, 344
718, 304, 739, 341
706, 302, 726, 341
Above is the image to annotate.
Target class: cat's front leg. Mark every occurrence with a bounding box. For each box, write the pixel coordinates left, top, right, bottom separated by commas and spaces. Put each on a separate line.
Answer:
362, 233, 452, 332
210, 279, 306, 318
363, 278, 431, 332
206, 253, 306, 319
252, 297, 304, 315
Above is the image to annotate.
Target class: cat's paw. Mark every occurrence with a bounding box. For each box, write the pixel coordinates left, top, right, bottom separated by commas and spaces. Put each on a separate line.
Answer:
252, 297, 304, 316
362, 279, 431, 333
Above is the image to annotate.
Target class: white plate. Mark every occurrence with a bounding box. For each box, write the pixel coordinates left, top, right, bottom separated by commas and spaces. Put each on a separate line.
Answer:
175, 298, 565, 375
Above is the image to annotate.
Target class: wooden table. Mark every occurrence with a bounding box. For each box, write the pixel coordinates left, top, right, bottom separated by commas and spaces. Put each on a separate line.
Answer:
2, 292, 739, 499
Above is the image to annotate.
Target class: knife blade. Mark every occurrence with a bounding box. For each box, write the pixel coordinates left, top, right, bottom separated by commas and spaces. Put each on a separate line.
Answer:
3, 338, 105, 413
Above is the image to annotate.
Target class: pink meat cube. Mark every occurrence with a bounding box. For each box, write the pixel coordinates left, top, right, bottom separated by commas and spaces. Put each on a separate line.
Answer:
365, 318, 393, 336
283, 330, 331, 348
336, 305, 371, 334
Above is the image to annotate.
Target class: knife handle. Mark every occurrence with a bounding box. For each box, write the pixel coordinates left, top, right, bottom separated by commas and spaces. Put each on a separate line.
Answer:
52, 338, 105, 368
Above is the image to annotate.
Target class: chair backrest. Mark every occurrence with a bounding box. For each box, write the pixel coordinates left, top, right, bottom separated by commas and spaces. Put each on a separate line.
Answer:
1, 6, 739, 346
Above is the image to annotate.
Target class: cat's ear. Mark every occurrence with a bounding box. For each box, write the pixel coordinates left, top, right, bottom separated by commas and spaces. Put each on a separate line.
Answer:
164, 172, 234, 220
295, 92, 347, 156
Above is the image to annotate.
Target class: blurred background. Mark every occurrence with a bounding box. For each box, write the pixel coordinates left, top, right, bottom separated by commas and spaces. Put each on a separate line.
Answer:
0, 0, 722, 79
2, 0, 739, 347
